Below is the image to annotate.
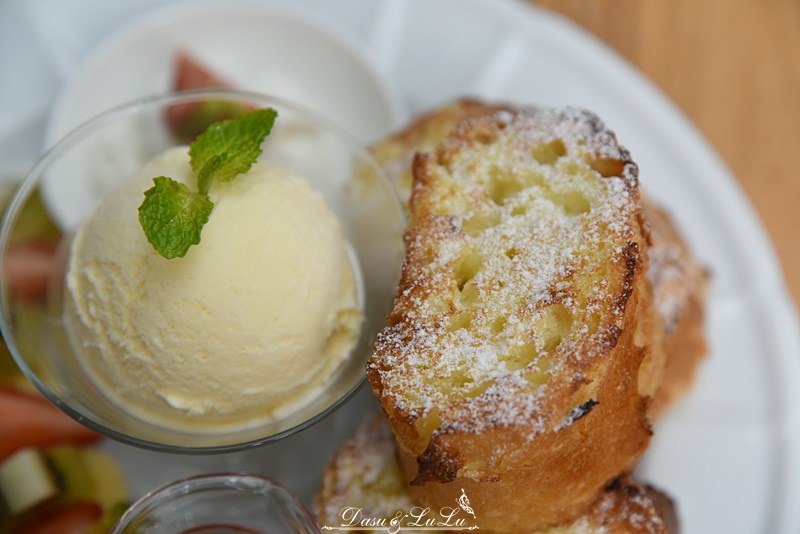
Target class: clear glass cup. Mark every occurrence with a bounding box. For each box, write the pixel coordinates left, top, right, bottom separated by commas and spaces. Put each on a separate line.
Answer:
111, 473, 320, 533
0, 89, 404, 452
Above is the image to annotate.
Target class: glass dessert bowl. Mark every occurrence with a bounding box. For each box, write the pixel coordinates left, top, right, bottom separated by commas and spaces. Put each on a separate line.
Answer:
111, 473, 318, 533
0, 90, 404, 452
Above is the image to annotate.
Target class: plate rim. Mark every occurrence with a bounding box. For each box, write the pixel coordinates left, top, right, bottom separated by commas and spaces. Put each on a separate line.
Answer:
28, 0, 800, 530
469, 0, 800, 530
43, 0, 407, 147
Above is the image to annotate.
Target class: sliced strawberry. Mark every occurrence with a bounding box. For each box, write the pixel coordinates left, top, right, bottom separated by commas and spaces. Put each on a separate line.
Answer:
4, 241, 57, 302
0, 388, 100, 462
165, 52, 254, 142
167, 52, 231, 140
21, 501, 103, 534
173, 51, 232, 91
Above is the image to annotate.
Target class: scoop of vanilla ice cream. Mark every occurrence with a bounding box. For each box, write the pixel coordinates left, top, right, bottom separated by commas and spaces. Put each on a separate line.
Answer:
64, 147, 362, 431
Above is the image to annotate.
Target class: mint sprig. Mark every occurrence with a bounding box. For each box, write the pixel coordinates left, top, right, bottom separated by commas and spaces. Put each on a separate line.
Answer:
138, 108, 277, 258
138, 177, 214, 259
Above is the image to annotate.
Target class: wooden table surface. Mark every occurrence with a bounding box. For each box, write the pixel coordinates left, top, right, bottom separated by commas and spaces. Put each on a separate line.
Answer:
533, 0, 800, 305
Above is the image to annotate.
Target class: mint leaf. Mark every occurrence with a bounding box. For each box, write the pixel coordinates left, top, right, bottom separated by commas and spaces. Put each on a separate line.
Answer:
140, 108, 277, 258
190, 108, 277, 194
195, 154, 224, 196
138, 177, 214, 259
169, 99, 253, 144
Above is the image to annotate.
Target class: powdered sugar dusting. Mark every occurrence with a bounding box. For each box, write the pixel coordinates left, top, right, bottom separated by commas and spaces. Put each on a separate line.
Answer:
317, 414, 672, 533
646, 202, 706, 334
316, 413, 413, 525
369, 107, 641, 440
587, 479, 669, 533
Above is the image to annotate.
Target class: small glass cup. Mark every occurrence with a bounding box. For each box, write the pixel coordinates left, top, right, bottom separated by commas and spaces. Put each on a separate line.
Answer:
0, 90, 404, 452
111, 473, 319, 533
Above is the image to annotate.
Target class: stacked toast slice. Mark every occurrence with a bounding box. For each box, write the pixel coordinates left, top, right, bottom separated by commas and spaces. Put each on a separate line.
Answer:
367, 106, 657, 530
373, 99, 707, 422
316, 100, 706, 532
315, 412, 677, 533
645, 199, 708, 417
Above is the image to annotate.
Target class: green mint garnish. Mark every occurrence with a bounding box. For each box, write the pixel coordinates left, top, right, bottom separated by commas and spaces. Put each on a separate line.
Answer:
139, 108, 277, 258
170, 99, 253, 144
190, 108, 277, 193
138, 177, 214, 259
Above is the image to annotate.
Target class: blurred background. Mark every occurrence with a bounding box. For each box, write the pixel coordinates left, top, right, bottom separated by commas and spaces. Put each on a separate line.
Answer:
0, 1, 798, 532
2, 0, 797, 302
535, 0, 800, 304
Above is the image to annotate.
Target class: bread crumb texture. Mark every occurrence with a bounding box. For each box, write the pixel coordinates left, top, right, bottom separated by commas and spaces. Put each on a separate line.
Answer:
369, 107, 641, 442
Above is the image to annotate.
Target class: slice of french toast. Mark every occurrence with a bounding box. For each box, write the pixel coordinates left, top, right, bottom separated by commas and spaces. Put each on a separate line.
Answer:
367, 107, 658, 530
644, 200, 708, 416
315, 412, 678, 534
370, 99, 707, 419
371, 99, 516, 208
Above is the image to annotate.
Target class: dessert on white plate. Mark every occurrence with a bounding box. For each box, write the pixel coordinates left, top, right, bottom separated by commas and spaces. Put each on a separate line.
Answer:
65, 146, 363, 432
2, 1, 798, 530
0, 91, 405, 460
40, 1, 405, 232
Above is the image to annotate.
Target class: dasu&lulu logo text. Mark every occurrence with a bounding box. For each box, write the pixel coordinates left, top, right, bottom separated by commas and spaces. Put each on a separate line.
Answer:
321, 488, 479, 532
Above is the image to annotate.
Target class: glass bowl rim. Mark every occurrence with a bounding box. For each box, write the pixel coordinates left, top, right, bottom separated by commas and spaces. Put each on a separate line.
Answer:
111, 472, 318, 533
0, 88, 404, 454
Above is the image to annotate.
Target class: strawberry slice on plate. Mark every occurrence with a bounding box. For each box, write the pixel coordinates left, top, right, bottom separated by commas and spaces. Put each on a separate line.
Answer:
0, 388, 100, 463
165, 52, 253, 142
173, 51, 232, 91
3, 241, 57, 302
22, 501, 103, 534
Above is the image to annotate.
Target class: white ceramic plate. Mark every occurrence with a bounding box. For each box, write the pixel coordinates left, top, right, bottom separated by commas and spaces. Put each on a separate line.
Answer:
44, 1, 405, 146
376, 3, 800, 533
39, 0, 800, 533
41, 1, 406, 229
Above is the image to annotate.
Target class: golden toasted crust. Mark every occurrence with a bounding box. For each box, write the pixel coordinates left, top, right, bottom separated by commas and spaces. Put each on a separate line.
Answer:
371, 99, 516, 209
370, 99, 707, 419
315, 412, 678, 534
314, 412, 414, 528
644, 200, 708, 416
367, 107, 657, 531
564, 476, 679, 534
